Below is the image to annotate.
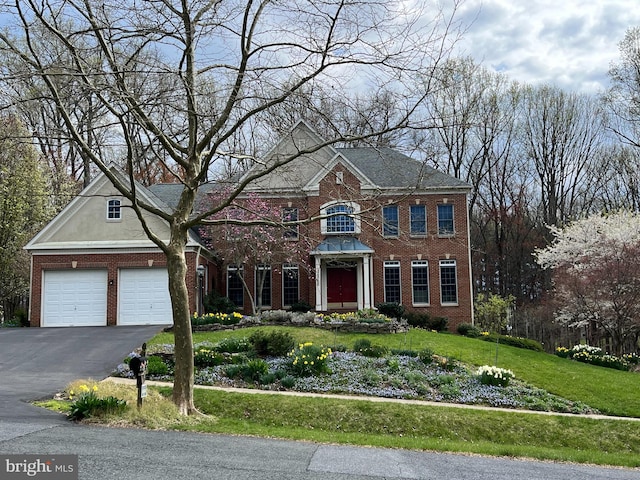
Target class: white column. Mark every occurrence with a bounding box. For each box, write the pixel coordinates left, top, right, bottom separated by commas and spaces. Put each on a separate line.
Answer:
363, 254, 372, 309
315, 256, 323, 311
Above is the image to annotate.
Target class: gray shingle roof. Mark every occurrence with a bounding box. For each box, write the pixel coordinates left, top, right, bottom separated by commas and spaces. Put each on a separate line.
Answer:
336, 147, 470, 190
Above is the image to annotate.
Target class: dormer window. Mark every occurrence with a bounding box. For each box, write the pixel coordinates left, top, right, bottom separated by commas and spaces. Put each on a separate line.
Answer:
321, 201, 360, 234
107, 198, 122, 221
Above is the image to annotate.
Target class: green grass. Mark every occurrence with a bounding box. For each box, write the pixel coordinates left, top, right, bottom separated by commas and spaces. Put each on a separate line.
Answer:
85, 326, 640, 467
150, 326, 640, 417
174, 388, 639, 467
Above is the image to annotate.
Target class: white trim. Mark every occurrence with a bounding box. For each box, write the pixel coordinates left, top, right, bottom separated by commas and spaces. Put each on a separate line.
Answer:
411, 260, 430, 306
439, 259, 459, 306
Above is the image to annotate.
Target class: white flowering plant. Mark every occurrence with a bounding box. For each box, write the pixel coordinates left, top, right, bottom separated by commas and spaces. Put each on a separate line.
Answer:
476, 365, 515, 387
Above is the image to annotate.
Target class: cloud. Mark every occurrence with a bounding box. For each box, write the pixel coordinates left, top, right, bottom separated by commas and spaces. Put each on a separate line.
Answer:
453, 0, 640, 93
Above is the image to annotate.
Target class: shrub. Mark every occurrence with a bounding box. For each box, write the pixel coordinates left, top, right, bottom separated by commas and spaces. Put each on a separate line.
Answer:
213, 337, 253, 354
418, 348, 434, 364
194, 347, 225, 368
390, 348, 418, 357
289, 300, 313, 313
67, 384, 127, 420
225, 359, 270, 382
13, 308, 29, 327
482, 333, 544, 352
280, 375, 296, 388
352, 338, 387, 357
203, 291, 238, 314
457, 323, 481, 338
403, 312, 448, 332
361, 344, 389, 358
249, 330, 296, 357
287, 342, 332, 377
476, 365, 514, 387
352, 338, 371, 352
146, 355, 169, 375
375, 302, 405, 320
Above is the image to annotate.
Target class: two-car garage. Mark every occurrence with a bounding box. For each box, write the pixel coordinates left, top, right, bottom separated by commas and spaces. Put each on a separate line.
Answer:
41, 268, 173, 327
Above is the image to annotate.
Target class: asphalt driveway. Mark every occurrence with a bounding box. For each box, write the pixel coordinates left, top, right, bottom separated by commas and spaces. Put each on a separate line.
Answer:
0, 326, 161, 430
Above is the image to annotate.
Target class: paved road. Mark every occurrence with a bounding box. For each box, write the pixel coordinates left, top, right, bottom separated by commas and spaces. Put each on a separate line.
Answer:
1, 327, 638, 480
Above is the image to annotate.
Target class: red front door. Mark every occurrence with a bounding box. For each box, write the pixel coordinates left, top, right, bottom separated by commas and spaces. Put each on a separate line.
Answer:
327, 267, 357, 308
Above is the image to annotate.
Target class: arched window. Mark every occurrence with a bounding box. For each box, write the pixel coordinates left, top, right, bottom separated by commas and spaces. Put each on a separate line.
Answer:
321, 201, 360, 234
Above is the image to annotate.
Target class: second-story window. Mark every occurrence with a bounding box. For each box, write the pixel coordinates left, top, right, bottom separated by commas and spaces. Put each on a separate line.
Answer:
410, 205, 426, 236
107, 198, 122, 221
382, 205, 399, 237
437, 204, 454, 236
283, 207, 299, 240
322, 202, 360, 234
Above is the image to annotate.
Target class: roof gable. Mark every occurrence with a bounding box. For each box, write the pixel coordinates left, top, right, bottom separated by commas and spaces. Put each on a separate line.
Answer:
241, 121, 470, 194
25, 166, 200, 251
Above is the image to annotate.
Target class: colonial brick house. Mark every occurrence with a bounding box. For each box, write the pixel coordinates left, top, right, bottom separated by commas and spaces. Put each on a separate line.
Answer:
177, 121, 474, 330
25, 120, 473, 330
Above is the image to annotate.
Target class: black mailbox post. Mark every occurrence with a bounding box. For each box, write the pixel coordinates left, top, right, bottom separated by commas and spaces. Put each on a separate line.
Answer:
129, 347, 147, 408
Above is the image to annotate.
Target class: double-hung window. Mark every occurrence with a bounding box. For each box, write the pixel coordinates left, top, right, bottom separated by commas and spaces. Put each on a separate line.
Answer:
437, 204, 454, 236
227, 265, 244, 308
411, 260, 429, 305
439, 259, 458, 304
384, 261, 401, 303
255, 265, 272, 309
382, 205, 399, 237
410, 205, 426, 236
283, 207, 299, 240
282, 264, 299, 308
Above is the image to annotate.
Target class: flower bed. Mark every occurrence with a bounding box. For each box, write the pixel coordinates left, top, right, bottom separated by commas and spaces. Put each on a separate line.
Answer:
185, 309, 409, 334
119, 341, 598, 415
556, 344, 639, 371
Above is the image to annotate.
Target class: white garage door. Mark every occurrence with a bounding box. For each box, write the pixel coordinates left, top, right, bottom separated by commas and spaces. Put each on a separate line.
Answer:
42, 270, 108, 327
118, 268, 173, 325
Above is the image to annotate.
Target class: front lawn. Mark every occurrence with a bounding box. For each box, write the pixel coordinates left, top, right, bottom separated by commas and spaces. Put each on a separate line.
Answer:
146, 326, 640, 418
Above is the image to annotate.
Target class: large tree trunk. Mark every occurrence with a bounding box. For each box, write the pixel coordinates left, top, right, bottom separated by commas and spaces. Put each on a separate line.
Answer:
167, 229, 196, 415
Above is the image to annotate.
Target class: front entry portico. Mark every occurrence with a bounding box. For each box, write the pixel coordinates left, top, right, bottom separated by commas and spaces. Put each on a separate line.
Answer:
311, 237, 374, 312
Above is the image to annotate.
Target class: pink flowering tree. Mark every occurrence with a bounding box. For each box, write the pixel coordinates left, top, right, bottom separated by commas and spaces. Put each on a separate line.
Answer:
201, 190, 311, 315
535, 210, 640, 355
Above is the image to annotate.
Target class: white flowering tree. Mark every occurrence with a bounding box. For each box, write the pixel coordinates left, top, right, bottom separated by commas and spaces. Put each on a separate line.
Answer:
535, 210, 640, 355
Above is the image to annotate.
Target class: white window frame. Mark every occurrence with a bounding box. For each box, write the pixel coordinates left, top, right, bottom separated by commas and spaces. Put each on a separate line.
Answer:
320, 201, 361, 235
411, 260, 430, 306
383, 260, 401, 304
107, 198, 122, 222
439, 259, 458, 305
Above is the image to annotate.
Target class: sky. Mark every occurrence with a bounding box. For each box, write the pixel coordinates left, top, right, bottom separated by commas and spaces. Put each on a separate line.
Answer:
452, 0, 640, 94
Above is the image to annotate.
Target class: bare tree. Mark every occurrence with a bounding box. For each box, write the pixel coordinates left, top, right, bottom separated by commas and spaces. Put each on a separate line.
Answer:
0, 0, 464, 414
607, 26, 640, 149
521, 85, 607, 228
